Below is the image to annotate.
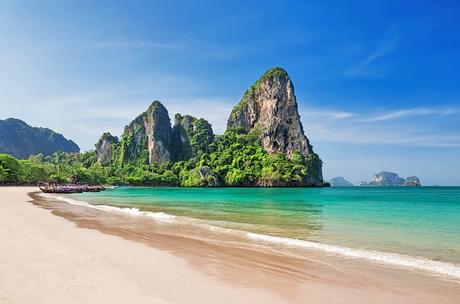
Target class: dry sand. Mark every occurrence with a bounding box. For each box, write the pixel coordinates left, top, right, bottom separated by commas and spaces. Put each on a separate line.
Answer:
0, 187, 459, 303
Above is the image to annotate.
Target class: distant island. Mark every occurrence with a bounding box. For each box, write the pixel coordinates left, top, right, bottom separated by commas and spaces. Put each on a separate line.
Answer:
0, 67, 328, 187
0, 118, 79, 158
329, 176, 354, 187
358, 171, 421, 187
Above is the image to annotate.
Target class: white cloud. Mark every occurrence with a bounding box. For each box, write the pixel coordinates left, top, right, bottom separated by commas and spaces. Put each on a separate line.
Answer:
364, 35, 399, 64
365, 108, 456, 122
92, 40, 181, 50
300, 108, 355, 120
300, 105, 460, 147
346, 31, 399, 77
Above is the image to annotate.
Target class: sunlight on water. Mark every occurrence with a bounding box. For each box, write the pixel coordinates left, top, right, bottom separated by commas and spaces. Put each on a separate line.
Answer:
74, 187, 460, 265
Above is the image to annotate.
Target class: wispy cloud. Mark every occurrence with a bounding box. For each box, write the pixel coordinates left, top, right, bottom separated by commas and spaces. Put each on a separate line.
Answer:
365, 108, 457, 122
364, 35, 399, 64
301, 105, 460, 147
346, 32, 399, 77
301, 108, 355, 120
93, 40, 181, 50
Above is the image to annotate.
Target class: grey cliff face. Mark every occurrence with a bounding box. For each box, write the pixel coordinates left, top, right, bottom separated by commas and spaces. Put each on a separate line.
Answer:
97, 103, 215, 166
227, 68, 312, 157
404, 176, 421, 187
171, 114, 195, 160
120, 101, 172, 164
144, 101, 172, 163
171, 114, 215, 161
370, 171, 405, 186
95, 132, 118, 165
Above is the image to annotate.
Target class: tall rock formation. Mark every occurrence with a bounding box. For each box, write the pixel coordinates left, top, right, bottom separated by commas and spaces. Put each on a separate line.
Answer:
171, 114, 195, 160
117, 101, 172, 164
95, 132, 118, 165
227, 67, 324, 186
0, 118, 79, 159
227, 67, 312, 157
93, 67, 326, 187
171, 114, 214, 160
96, 103, 216, 165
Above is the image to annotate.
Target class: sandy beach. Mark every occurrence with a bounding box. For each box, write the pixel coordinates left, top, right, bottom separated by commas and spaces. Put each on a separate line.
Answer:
1, 187, 459, 304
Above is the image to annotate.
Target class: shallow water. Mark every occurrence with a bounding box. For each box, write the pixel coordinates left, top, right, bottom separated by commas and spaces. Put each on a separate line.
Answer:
69, 186, 460, 278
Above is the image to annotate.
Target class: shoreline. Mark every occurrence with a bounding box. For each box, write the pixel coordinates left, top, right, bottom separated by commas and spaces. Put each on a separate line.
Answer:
51, 191, 460, 280
1, 187, 459, 303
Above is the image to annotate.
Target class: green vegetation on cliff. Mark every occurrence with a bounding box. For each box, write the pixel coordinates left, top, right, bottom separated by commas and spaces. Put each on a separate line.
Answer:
1, 68, 325, 187
0, 127, 322, 187
230, 67, 288, 119
171, 114, 215, 160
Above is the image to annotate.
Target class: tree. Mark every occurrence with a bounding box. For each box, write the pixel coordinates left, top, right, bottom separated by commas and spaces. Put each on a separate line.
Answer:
18, 160, 48, 184
0, 154, 21, 183
0, 164, 7, 183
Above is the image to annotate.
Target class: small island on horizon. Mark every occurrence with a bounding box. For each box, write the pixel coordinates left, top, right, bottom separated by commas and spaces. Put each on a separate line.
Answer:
329, 172, 422, 187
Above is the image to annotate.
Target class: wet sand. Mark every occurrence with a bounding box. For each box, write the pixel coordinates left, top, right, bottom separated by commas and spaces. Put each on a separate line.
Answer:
1, 187, 459, 303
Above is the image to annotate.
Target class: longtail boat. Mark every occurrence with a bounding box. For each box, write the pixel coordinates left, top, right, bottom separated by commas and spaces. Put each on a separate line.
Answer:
38, 183, 105, 194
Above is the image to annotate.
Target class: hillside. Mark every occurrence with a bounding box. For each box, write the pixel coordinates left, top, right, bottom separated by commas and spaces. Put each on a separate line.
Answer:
0, 118, 79, 159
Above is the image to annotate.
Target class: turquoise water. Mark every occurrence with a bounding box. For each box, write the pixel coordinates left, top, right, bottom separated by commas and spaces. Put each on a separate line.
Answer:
70, 187, 460, 276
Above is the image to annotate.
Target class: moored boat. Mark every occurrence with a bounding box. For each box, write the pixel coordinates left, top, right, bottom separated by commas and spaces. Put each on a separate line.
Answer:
38, 183, 105, 194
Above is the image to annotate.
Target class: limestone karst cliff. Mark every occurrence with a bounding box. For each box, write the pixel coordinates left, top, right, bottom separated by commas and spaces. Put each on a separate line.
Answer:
95, 132, 118, 165
117, 101, 172, 165
171, 114, 214, 161
94, 67, 326, 187
227, 67, 312, 157
226, 67, 323, 186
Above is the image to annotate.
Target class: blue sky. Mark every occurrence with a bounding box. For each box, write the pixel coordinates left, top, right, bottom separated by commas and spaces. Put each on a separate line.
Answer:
1, 0, 459, 185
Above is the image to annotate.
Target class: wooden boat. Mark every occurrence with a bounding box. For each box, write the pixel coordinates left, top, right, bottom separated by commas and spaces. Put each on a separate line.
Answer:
39, 185, 83, 194
38, 183, 104, 194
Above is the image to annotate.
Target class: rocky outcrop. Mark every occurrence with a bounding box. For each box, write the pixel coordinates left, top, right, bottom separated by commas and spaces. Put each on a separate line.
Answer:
171, 114, 214, 160
227, 67, 312, 157
226, 67, 324, 186
92, 67, 326, 187
95, 132, 118, 165
118, 101, 172, 164
358, 171, 421, 187
329, 177, 354, 187
0, 118, 79, 159
171, 114, 194, 160
197, 166, 220, 187
404, 176, 421, 187
370, 171, 405, 186
96, 103, 215, 165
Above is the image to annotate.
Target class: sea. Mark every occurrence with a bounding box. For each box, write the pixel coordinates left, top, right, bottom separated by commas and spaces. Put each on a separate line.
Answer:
63, 186, 460, 280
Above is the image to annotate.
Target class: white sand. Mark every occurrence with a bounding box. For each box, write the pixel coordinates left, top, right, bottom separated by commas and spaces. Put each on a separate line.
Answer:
1, 187, 459, 304
0, 187, 281, 304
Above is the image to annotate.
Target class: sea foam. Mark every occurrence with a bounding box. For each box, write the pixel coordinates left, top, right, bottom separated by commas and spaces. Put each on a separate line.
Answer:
52, 195, 175, 221
50, 194, 460, 281
247, 232, 460, 280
